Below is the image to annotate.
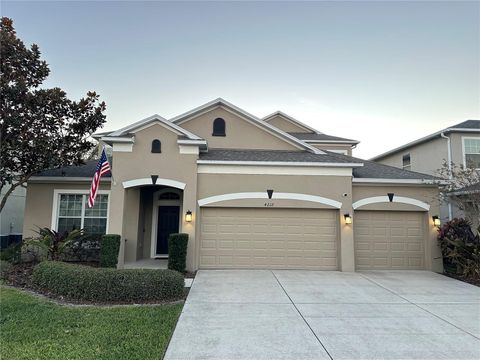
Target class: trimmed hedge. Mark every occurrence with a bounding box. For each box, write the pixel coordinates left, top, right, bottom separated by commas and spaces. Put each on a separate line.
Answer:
32, 261, 184, 303
100, 234, 121, 268
168, 233, 188, 272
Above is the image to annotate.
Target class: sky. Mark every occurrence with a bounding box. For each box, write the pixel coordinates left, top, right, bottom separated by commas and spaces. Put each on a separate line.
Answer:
3, 1, 479, 159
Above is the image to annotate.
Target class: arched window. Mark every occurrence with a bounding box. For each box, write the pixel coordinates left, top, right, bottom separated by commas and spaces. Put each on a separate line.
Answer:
151, 139, 161, 153
212, 118, 226, 136
159, 192, 180, 200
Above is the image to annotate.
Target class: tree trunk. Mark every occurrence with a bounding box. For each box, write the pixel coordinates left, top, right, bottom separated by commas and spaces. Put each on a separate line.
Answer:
0, 175, 31, 213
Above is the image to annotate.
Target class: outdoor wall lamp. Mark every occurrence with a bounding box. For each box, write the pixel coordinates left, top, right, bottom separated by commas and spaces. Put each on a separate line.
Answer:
185, 210, 193, 223
432, 215, 441, 227
344, 213, 352, 225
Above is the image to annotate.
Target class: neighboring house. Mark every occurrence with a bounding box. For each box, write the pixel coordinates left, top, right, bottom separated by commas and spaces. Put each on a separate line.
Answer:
0, 185, 26, 248
371, 120, 480, 222
23, 98, 442, 272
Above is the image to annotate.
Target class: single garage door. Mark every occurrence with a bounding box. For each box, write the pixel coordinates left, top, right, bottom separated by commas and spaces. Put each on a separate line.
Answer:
200, 208, 338, 270
354, 211, 426, 270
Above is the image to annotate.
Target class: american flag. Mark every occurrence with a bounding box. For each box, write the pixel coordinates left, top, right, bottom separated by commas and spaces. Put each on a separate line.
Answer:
88, 148, 111, 208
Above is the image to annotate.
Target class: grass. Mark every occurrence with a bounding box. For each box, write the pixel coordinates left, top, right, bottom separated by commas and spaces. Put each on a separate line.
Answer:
0, 287, 183, 360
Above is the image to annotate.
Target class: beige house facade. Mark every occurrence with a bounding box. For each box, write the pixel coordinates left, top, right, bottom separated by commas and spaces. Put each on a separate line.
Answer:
24, 99, 443, 272
371, 120, 480, 222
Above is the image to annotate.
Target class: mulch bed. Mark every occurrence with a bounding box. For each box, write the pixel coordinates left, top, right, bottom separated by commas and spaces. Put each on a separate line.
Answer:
443, 272, 480, 287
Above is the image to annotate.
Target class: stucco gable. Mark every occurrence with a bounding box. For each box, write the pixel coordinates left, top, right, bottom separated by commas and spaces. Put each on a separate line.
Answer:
262, 111, 319, 134
170, 98, 323, 154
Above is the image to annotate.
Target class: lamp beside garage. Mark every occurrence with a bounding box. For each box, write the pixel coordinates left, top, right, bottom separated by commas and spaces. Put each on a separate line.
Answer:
344, 213, 352, 225
185, 210, 193, 223
432, 215, 441, 227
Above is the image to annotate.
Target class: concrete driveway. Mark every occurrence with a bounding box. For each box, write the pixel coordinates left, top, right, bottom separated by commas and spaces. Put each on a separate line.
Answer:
164, 270, 480, 360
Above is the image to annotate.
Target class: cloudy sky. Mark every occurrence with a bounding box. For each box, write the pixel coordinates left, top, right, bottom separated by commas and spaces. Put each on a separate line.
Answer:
4, 1, 479, 158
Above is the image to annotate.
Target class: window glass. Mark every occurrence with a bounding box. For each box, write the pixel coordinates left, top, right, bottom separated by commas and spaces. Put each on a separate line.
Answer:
464, 138, 480, 168
212, 118, 226, 136
402, 153, 411, 170
57, 193, 108, 235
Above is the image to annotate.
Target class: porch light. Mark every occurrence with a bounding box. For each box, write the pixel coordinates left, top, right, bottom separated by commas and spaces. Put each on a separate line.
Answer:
185, 210, 193, 223
344, 213, 352, 225
432, 216, 441, 227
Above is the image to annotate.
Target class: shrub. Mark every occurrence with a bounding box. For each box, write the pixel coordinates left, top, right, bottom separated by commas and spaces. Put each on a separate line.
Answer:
438, 218, 480, 278
168, 233, 188, 272
23, 228, 84, 261
0, 260, 12, 279
61, 234, 101, 263
99, 234, 121, 268
0, 242, 22, 264
32, 261, 184, 303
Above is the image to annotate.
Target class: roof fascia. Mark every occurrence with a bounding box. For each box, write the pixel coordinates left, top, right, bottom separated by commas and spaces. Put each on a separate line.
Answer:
262, 111, 321, 134
197, 160, 363, 167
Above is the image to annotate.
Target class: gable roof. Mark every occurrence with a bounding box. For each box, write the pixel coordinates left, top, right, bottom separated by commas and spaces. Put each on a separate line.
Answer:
169, 98, 324, 154
289, 132, 359, 144
262, 111, 321, 134
371, 119, 480, 161
94, 114, 203, 141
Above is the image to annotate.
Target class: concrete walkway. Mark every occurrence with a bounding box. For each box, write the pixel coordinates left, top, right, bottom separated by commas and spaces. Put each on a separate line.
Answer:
164, 270, 480, 360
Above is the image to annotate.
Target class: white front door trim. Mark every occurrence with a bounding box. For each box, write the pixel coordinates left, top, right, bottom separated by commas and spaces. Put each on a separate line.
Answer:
352, 195, 430, 210
198, 192, 342, 208
123, 178, 186, 190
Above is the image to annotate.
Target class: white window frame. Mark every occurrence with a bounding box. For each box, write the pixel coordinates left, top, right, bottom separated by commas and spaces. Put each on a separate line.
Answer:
462, 136, 480, 169
51, 189, 111, 233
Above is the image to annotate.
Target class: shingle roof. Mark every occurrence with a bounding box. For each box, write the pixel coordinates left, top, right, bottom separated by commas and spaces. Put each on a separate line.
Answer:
288, 132, 359, 143
198, 149, 362, 164
450, 120, 480, 129
34, 160, 111, 178
33, 150, 436, 181
322, 151, 437, 180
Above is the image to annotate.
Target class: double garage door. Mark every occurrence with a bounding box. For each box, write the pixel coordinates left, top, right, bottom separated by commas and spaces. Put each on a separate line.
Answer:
199, 208, 426, 270
200, 208, 338, 270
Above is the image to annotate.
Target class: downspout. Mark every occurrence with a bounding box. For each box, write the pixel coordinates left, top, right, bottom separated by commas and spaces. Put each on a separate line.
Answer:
440, 132, 453, 220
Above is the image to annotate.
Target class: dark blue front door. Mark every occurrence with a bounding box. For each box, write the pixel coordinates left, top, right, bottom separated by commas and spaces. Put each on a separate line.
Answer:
157, 206, 180, 255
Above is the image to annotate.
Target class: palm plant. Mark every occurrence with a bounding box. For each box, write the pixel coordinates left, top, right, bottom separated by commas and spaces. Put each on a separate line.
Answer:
23, 228, 85, 261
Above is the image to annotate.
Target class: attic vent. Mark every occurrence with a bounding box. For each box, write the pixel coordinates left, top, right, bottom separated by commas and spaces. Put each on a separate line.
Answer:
212, 118, 226, 136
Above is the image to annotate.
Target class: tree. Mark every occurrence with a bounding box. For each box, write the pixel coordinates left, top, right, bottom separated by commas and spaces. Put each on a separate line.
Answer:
436, 160, 480, 230
0, 17, 106, 212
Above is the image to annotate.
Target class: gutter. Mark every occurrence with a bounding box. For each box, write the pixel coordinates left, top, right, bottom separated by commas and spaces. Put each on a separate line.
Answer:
440, 132, 453, 220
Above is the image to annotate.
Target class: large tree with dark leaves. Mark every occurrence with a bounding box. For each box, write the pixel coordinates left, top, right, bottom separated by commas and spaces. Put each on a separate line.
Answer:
0, 17, 106, 212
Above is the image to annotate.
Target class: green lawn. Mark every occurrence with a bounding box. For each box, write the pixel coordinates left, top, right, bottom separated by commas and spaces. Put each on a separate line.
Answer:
0, 287, 183, 360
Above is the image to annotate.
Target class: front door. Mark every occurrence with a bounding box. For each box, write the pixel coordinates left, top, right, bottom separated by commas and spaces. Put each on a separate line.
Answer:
157, 206, 180, 256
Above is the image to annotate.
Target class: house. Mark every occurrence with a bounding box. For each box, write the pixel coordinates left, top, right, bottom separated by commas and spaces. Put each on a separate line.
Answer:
23, 98, 443, 272
0, 186, 26, 248
371, 120, 480, 223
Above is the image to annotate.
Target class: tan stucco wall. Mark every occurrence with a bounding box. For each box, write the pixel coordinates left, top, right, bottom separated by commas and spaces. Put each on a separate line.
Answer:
376, 136, 447, 176
353, 184, 442, 272
375, 132, 480, 176
264, 115, 311, 133
179, 107, 300, 151
22, 181, 111, 238
108, 123, 198, 270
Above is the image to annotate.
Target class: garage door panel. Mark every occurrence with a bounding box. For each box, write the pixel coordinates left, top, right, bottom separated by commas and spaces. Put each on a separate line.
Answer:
200, 208, 338, 270
354, 211, 425, 270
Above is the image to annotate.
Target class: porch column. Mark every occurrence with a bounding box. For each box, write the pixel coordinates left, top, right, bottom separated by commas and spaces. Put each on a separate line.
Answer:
108, 181, 126, 268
